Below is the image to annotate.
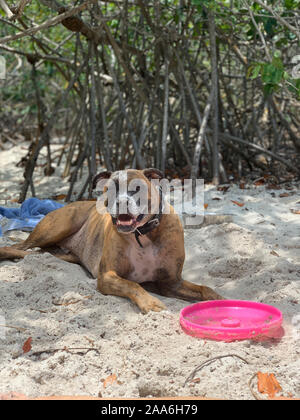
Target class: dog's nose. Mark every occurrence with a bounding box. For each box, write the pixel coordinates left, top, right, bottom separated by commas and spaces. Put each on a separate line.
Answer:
116, 195, 132, 214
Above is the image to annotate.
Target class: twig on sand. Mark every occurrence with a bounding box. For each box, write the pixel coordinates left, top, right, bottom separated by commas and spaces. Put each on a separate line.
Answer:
29, 308, 48, 313
28, 346, 100, 357
184, 354, 249, 387
248, 373, 264, 400
0, 324, 27, 332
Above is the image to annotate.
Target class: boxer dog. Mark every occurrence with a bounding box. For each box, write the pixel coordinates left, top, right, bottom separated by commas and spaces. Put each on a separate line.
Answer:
0, 168, 222, 313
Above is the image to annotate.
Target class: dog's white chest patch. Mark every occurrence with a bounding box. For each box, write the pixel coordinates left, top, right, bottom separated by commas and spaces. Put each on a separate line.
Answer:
127, 241, 160, 283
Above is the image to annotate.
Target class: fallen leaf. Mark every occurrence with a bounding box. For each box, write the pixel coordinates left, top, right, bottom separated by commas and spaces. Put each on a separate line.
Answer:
212, 197, 221, 201
22, 337, 32, 354
103, 373, 117, 388
270, 250, 280, 257
253, 178, 265, 186
290, 209, 300, 215
279, 193, 289, 198
217, 185, 230, 193
10, 198, 19, 203
257, 372, 282, 399
266, 184, 281, 190
84, 336, 95, 346
204, 203, 208, 209
190, 377, 201, 384
52, 194, 67, 201
231, 200, 245, 207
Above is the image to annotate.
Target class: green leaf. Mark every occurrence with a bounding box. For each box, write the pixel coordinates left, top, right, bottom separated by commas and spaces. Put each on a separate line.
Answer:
191, 0, 214, 11
264, 17, 277, 37
284, 0, 299, 9
287, 78, 300, 99
272, 56, 284, 69
261, 62, 283, 85
247, 62, 262, 79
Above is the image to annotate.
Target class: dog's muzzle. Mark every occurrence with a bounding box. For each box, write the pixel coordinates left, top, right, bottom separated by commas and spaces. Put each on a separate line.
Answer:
112, 213, 145, 233
110, 194, 147, 233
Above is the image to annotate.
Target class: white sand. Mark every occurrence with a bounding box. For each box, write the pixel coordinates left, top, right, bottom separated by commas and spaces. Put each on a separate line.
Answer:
0, 142, 299, 399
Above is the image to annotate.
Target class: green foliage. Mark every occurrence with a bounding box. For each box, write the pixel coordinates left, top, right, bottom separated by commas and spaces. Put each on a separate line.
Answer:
191, 0, 211, 9
248, 56, 284, 95
248, 54, 300, 98
284, 0, 299, 9
0, 0, 299, 129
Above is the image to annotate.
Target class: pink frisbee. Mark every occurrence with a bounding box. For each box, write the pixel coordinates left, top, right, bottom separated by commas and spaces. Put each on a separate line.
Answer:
180, 300, 283, 342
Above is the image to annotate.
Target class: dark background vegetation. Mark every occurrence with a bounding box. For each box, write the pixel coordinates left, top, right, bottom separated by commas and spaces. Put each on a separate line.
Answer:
0, 0, 299, 202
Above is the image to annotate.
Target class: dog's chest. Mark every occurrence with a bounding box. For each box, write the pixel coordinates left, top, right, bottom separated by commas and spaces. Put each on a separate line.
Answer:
127, 241, 161, 283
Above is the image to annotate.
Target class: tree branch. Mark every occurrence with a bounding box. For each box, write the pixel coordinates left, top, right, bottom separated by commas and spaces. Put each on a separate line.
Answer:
0, 0, 97, 44
219, 133, 298, 173
0, 0, 13, 18
254, 0, 299, 39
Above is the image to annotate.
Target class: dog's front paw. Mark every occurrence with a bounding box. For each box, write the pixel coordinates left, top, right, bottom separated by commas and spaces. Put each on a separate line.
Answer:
202, 286, 224, 301
138, 296, 167, 314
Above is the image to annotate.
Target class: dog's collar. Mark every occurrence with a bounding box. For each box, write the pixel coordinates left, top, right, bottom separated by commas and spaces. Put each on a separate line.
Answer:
134, 187, 164, 248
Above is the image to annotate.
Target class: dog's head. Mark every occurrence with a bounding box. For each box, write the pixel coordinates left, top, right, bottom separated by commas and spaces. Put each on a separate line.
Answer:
93, 168, 163, 234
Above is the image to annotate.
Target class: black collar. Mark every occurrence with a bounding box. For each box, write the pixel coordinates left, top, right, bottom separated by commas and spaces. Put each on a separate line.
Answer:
134, 187, 163, 248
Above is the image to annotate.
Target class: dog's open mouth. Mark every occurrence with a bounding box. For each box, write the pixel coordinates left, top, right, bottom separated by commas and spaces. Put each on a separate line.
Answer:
117, 214, 135, 226
115, 214, 137, 232
114, 214, 144, 232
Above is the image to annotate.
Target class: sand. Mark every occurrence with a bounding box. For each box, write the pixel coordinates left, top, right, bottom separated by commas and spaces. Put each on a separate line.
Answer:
0, 142, 299, 399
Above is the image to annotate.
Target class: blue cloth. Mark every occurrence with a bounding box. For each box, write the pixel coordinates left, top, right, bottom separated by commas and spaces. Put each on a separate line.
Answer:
0, 198, 64, 236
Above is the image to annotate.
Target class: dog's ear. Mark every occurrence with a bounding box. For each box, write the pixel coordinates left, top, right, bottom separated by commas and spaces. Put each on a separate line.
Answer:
142, 168, 164, 180
92, 171, 112, 190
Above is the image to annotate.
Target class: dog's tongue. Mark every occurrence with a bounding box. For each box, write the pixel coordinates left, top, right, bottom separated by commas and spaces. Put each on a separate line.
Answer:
117, 214, 135, 226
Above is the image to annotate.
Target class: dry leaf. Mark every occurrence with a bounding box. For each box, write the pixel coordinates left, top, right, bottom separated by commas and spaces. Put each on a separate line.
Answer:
231, 200, 245, 207
204, 203, 208, 209
84, 336, 95, 346
290, 209, 300, 215
103, 373, 117, 388
217, 185, 230, 193
270, 250, 280, 257
22, 337, 32, 354
253, 178, 265, 186
279, 193, 289, 198
257, 372, 282, 399
266, 184, 281, 190
52, 194, 67, 201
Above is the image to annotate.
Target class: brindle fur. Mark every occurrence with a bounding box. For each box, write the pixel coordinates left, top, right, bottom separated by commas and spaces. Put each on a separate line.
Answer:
0, 169, 222, 313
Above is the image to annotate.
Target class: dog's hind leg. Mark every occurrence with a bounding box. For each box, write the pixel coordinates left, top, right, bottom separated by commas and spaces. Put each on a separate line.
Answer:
0, 245, 81, 265
9, 201, 94, 251
0, 246, 32, 260
0, 201, 94, 262
0, 243, 81, 264
42, 246, 81, 265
